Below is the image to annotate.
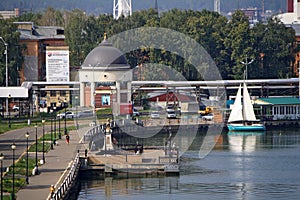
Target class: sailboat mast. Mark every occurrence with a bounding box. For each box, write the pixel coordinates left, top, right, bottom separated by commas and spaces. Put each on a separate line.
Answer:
242, 70, 246, 124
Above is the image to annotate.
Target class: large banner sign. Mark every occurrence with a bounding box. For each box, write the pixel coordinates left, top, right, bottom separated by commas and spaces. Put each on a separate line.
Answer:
46, 46, 70, 82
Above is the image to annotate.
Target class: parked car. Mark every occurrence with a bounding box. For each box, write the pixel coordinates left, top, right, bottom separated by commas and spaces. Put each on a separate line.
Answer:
77, 110, 94, 118
167, 111, 176, 119
13, 105, 19, 111
202, 113, 214, 121
66, 111, 76, 118
57, 111, 76, 119
151, 111, 160, 119
166, 105, 175, 112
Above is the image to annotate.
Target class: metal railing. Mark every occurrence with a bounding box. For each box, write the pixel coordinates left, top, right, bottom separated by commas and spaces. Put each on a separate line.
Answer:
83, 125, 104, 142
48, 153, 81, 200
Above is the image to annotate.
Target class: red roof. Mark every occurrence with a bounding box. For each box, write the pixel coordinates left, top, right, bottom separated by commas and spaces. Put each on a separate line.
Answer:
148, 92, 194, 102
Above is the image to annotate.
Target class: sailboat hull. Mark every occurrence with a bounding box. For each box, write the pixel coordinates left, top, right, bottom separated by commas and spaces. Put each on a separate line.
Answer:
227, 124, 266, 131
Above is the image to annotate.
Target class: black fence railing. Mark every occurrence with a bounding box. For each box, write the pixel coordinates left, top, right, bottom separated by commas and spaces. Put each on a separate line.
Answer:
47, 153, 80, 200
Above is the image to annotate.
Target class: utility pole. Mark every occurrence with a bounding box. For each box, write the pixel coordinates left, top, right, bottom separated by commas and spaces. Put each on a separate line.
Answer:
0, 37, 8, 116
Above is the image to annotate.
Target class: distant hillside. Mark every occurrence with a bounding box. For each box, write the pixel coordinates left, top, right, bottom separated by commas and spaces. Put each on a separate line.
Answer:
0, 0, 287, 15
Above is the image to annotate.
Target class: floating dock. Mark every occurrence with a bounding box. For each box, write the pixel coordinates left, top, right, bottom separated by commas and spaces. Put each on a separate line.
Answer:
80, 146, 180, 177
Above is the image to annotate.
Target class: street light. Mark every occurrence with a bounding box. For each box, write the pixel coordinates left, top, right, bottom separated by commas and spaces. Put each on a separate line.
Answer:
240, 56, 254, 80
11, 143, 16, 200
50, 117, 53, 150
64, 98, 67, 135
0, 153, 4, 200
168, 127, 172, 160
0, 37, 8, 118
25, 132, 29, 184
53, 107, 56, 143
75, 96, 79, 129
58, 111, 61, 139
34, 123, 39, 175
42, 119, 45, 163
93, 92, 97, 126
8, 94, 11, 128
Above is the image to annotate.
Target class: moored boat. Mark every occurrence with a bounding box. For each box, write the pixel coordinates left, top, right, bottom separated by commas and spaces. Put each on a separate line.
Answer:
227, 83, 265, 131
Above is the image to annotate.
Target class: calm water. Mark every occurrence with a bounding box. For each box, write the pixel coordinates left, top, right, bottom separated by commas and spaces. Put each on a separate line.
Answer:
77, 128, 300, 200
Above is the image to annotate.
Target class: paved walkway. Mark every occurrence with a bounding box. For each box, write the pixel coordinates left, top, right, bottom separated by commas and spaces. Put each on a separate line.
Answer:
0, 124, 84, 200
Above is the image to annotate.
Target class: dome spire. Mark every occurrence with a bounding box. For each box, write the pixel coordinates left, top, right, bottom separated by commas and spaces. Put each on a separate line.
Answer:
99, 32, 111, 46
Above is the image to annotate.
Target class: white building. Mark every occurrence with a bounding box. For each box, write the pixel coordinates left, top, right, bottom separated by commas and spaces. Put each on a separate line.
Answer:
78, 36, 133, 116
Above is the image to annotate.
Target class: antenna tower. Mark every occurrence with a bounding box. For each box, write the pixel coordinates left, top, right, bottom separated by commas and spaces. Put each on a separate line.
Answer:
214, 0, 220, 14
113, 0, 132, 19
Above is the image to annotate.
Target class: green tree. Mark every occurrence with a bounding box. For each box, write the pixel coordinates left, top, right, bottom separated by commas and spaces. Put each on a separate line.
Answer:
0, 17, 23, 86
252, 18, 295, 79
16, 12, 43, 25
64, 9, 88, 66
223, 10, 254, 80
38, 7, 64, 26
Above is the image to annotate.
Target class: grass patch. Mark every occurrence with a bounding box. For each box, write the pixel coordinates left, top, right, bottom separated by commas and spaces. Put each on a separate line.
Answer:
28, 133, 54, 152
2, 177, 25, 193
6, 157, 37, 177
0, 122, 30, 134
3, 156, 37, 198
28, 142, 51, 152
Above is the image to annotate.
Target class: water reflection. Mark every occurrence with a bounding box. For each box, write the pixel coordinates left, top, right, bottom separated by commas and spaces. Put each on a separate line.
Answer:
263, 130, 300, 147
78, 128, 300, 200
78, 176, 179, 199
227, 131, 265, 152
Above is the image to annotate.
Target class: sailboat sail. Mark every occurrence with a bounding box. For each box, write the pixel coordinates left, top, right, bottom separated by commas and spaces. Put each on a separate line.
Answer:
227, 81, 265, 131
228, 85, 243, 123
243, 82, 257, 121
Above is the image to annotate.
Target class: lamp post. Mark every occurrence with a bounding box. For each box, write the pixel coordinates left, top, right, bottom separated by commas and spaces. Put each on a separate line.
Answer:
93, 92, 97, 126
75, 96, 79, 129
8, 94, 11, 128
42, 119, 45, 163
168, 127, 172, 159
240, 56, 254, 80
0, 37, 8, 118
34, 123, 39, 174
58, 111, 61, 139
25, 132, 29, 184
11, 143, 16, 200
50, 116, 53, 149
64, 99, 67, 135
0, 153, 4, 200
53, 107, 56, 143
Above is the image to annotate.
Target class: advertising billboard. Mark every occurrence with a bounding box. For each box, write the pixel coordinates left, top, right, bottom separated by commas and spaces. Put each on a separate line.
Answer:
46, 46, 70, 82
102, 95, 110, 106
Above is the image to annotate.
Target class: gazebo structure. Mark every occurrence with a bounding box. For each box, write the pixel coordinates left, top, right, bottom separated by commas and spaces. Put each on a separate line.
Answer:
78, 34, 133, 116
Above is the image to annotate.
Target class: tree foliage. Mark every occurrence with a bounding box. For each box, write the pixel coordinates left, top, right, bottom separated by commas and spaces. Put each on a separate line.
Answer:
7, 7, 297, 83
0, 17, 23, 86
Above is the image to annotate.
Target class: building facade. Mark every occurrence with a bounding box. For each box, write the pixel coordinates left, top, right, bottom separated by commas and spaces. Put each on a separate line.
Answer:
255, 97, 300, 120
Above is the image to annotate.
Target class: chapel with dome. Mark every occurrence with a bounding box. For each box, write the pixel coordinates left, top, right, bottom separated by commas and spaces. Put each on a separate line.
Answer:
78, 34, 133, 115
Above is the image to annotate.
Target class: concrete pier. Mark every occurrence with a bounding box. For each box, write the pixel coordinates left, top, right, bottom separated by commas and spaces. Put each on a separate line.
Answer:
81, 147, 180, 176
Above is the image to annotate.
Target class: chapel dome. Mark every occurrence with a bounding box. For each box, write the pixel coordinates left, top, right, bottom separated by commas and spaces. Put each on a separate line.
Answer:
81, 38, 128, 68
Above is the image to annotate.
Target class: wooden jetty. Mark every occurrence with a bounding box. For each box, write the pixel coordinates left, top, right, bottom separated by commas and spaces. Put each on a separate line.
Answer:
81, 124, 180, 177
81, 147, 179, 177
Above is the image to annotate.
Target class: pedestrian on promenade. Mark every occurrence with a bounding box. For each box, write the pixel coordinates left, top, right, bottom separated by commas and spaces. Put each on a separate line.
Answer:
66, 134, 70, 144
50, 184, 55, 197
85, 149, 88, 158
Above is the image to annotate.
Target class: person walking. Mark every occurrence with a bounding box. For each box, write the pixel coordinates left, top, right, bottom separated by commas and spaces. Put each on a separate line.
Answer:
66, 134, 70, 144
50, 185, 55, 197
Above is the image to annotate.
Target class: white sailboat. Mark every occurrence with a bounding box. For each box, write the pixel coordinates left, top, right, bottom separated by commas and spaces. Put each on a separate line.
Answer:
227, 83, 265, 131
